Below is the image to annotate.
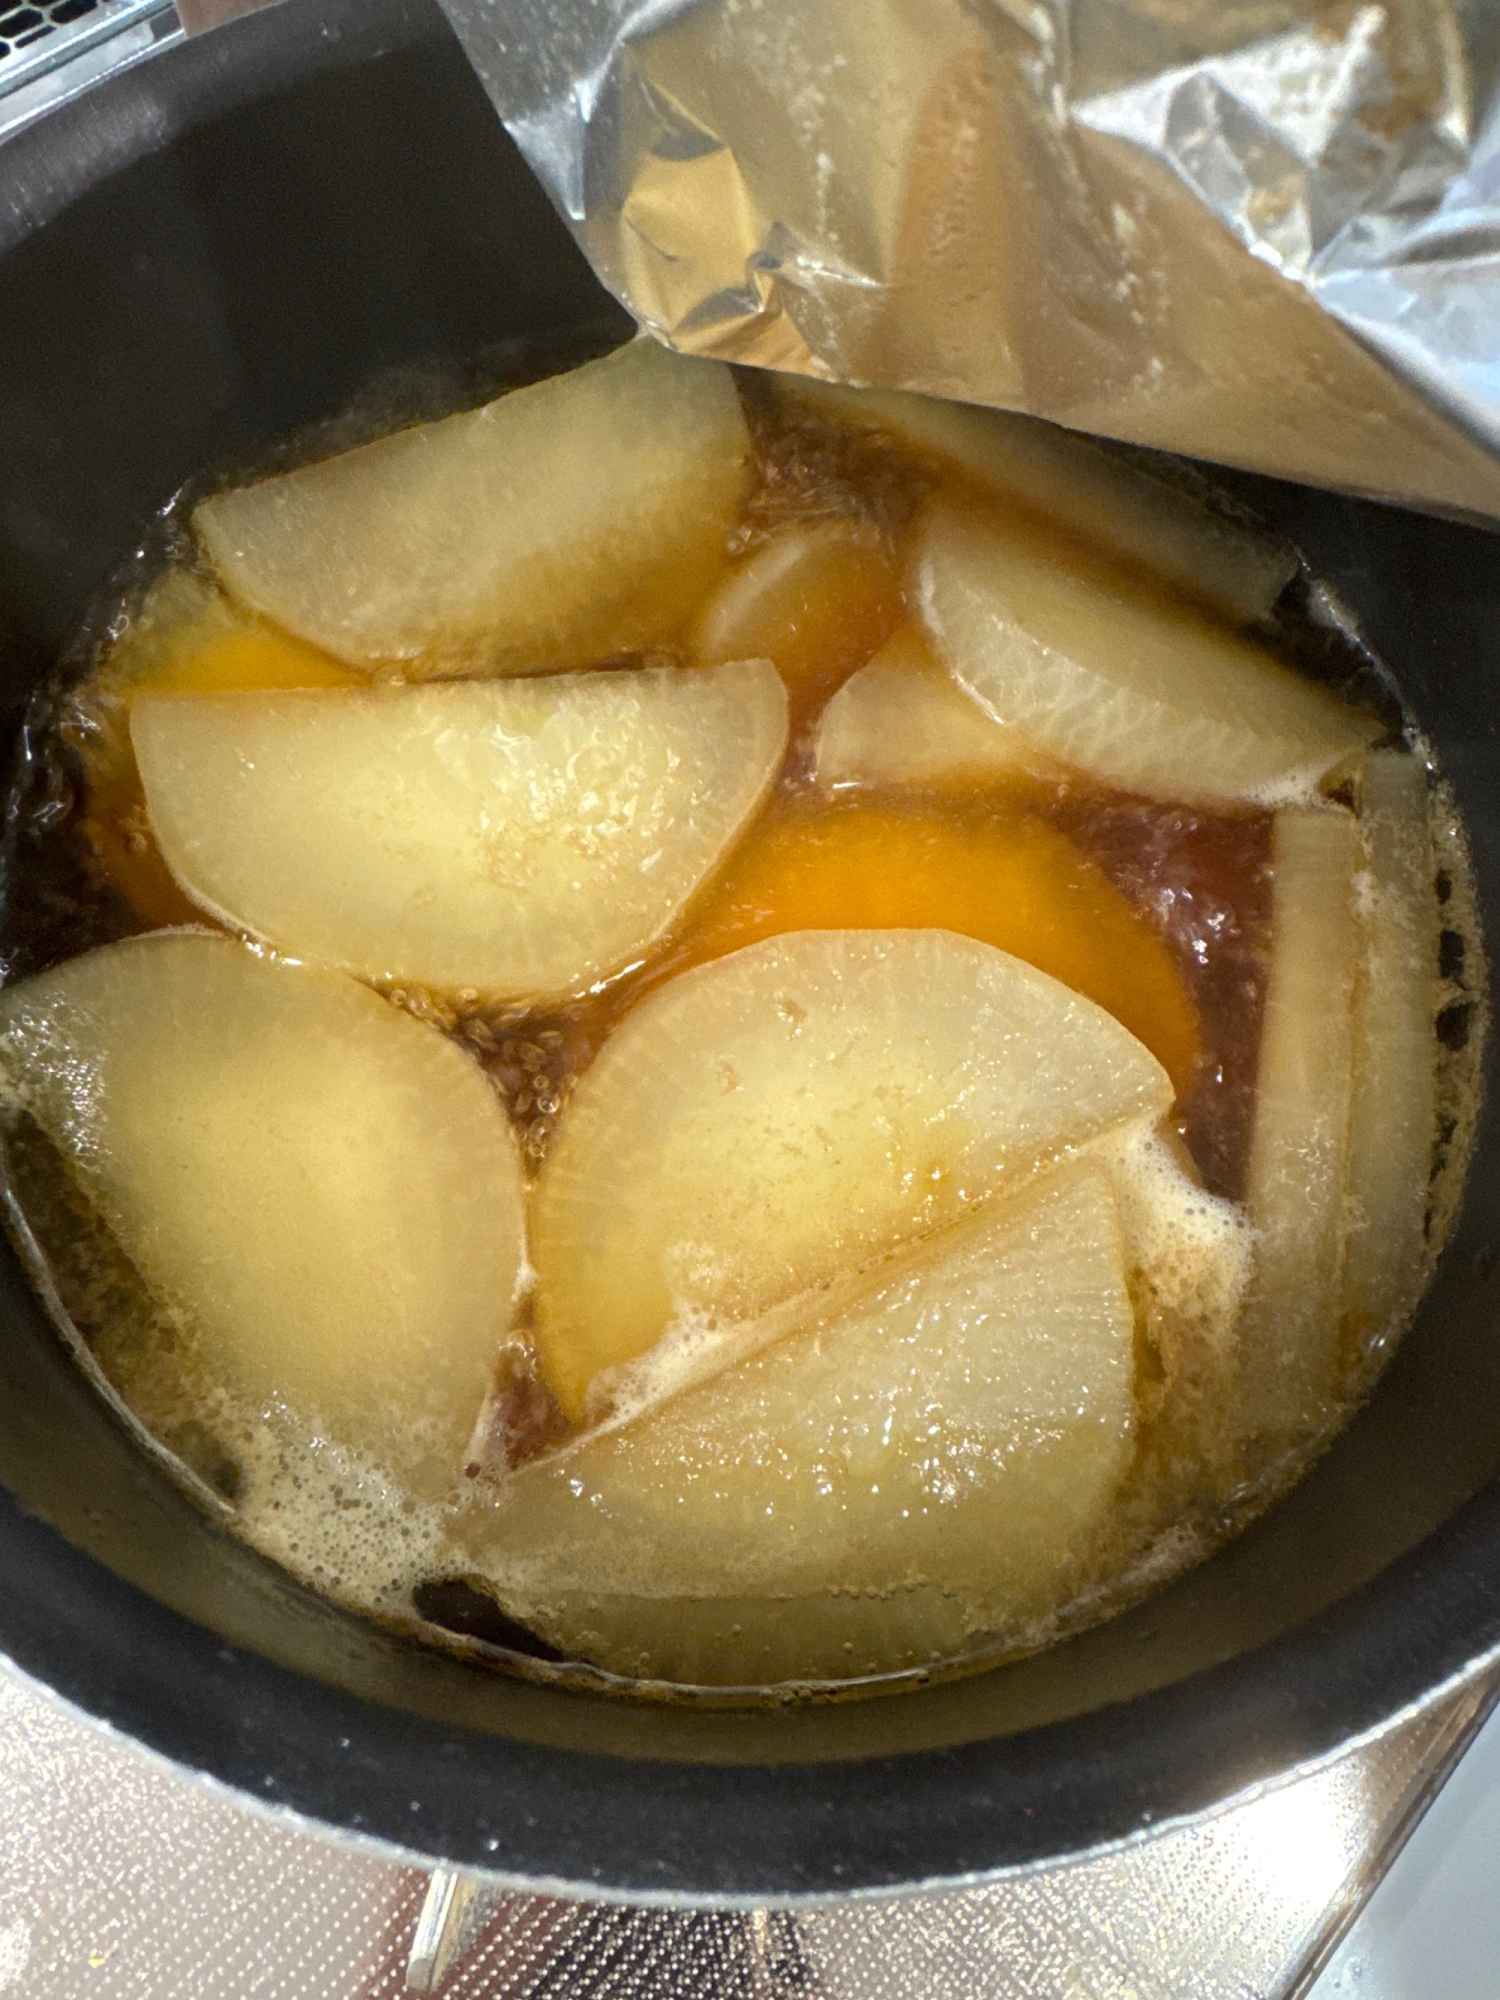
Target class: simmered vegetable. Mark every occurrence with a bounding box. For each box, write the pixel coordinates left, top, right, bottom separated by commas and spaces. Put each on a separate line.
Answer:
196, 339, 752, 675
132, 663, 787, 1000
469, 1162, 1136, 1684
0, 932, 526, 1484
531, 929, 1172, 1419
814, 626, 1051, 789
1236, 807, 1362, 1435
919, 500, 1377, 805
71, 570, 363, 928
775, 375, 1299, 625
663, 795, 1201, 1090
1341, 752, 1440, 1342
691, 518, 905, 723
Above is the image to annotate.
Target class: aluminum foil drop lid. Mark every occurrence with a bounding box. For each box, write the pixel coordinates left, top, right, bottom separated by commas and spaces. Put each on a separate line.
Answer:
434, 0, 1500, 523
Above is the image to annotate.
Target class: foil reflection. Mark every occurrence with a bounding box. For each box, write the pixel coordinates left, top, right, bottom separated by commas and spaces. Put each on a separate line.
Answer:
438, 0, 1500, 522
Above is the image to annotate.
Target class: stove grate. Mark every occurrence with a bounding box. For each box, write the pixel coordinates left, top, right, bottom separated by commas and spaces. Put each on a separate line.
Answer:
0, 0, 110, 65
0, 0, 179, 142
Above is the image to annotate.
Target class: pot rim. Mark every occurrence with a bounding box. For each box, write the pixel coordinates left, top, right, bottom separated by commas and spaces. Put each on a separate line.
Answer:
4, 1428, 1500, 1900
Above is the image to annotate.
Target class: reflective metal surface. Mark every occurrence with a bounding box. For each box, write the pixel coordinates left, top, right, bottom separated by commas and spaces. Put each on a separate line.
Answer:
438, 0, 1500, 522
2, 1650, 1494, 1997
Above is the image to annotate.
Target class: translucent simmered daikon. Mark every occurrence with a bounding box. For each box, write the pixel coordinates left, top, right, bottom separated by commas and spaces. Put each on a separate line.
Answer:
195, 339, 752, 675
691, 517, 905, 721
468, 1162, 1136, 1684
814, 625, 1052, 789
0, 932, 526, 1486
1341, 752, 1440, 1342
81, 568, 365, 735
918, 501, 1378, 805
1236, 808, 1361, 1437
70, 570, 366, 929
661, 797, 1201, 1090
531, 928, 1172, 1420
132, 663, 787, 1000
775, 375, 1299, 626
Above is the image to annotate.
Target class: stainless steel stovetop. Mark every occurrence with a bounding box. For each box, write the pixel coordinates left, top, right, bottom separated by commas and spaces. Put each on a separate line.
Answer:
2, 1649, 1498, 1998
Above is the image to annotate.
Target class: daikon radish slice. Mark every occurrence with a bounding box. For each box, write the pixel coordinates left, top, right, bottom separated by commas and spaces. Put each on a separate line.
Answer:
0, 932, 526, 1484
689, 517, 905, 723
918, 500, 1378, 806
469, 1162, 1136, 1683
775, 375, 1299, 625
195, 340, 752, 675
1341, 752, 1440, 1342
132, 662, 787, 1001
662, 795, 1201, 1091
73, 570, 364, 928
81, 571, 363, 786
813, 625, 1055, 789
531, 928, 1172, 1419
1236, 808, 1361, 1436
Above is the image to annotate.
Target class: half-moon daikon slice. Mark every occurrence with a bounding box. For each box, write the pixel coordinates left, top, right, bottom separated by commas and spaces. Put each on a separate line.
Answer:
73, 569, 368, 929
1236, 807, 1361, 1438
689, 517, 905, 720
531, 928, 1172, 1419
813, 625, 1054, 789
775, 375, 1299, 626
918, 500, 1378, 806
0, 932, 526, 1485
132, 662, 788, 1001
1341, 752, 1440, 1343
467, 1161, 1136, 1684
194, 339, 752, 676
656, 794, 1201, 1091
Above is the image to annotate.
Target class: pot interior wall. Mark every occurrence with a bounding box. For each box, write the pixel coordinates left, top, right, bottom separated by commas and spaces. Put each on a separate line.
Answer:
1, 0, 1500, 1899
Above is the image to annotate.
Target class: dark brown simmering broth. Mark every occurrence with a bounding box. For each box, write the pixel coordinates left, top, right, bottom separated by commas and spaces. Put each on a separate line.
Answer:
0, 342, 1481, 1695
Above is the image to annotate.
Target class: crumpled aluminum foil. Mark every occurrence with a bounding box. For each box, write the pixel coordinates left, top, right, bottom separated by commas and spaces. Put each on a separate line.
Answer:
436, 0, 1500, 523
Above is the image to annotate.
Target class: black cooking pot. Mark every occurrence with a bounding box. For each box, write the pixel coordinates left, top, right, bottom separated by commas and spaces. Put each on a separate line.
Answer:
2, 0, 1499, 1906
